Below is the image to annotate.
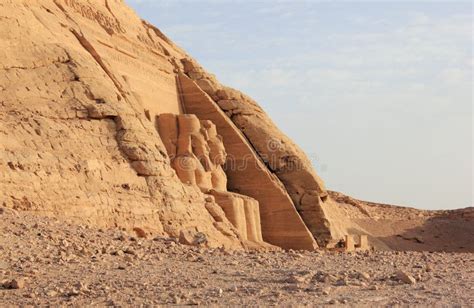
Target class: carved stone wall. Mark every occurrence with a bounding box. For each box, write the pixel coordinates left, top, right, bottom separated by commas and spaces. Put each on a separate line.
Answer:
1, 0, 347, 250
179, 58, 340, 246
156, 113, 265, 245
0, 0, 243, 250
176, 74, 318, 250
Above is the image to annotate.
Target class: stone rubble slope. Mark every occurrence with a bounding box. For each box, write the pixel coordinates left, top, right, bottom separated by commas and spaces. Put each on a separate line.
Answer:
0, 208, 473, 306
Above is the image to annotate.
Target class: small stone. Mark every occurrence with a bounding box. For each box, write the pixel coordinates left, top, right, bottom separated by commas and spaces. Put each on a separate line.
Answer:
68, 288, 80, 296
194, 232, 207, 245
286, 275, 307, 284
179, 229, 207, 246
322, 287, 331, 295
8, 278, 25, 289
124, 247, 136, 255
133, 227, 147, 238
357, 272, 371, 281
74, 281, 88, 291
396, 270, 416, 284
115, 234, 126, 241
61, 239, 70, 248
313, 271, 335, 283
112, 250, 124, 256
334, 278, 348, 286
46, 290, 58, 297
172, 294, 181, 304
179, 230, 195, 245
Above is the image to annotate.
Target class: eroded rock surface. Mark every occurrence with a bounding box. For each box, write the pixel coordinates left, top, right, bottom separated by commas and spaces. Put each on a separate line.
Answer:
0, 0, 242, 249
2, 0, 438, 250
177, 75, 318, 250
156, 113, 268, 248
179, 58, 338, 246
0, 0, 335, 249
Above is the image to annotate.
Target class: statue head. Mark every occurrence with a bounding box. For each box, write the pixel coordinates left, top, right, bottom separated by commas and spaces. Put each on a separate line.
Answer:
201, 120, 226, 166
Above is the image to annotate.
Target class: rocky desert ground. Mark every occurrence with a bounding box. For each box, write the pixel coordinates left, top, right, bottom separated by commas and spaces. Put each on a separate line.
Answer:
1, 207, 473, 306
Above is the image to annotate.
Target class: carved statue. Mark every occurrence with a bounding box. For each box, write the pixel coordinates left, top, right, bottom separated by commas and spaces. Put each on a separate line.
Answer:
157, 113, 263, 243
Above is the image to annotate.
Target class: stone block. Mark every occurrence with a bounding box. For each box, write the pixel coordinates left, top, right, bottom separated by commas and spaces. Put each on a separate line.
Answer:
211, 191, 248, 240
156, 113, 178, 157
196, 79, 218, 97
345, 235, 355, 252
243, 198, 262, 242
358, 235, 369, 251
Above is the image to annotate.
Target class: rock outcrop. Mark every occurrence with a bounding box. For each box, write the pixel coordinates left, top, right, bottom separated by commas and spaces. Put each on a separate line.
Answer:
179, 59, 337, 246
177, 74, 318, 250
156, 113, 268, 247
0, 0, 345, 249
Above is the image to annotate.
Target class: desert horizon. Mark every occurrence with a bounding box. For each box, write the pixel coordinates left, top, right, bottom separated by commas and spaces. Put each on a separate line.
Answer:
0, 0, 472, 306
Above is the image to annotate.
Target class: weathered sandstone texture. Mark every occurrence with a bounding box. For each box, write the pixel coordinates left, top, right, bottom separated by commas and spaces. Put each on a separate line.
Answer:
156, 113, 267, 247
0, 0, 242, 250
179, 59, 338, 246
1, 0, 345, 249
176, 75, 318, 249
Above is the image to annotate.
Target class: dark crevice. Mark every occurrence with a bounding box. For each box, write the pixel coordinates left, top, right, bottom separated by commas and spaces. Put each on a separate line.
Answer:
69, 29, 126, 99
1, 58, 70, 71
175, 75, 187, 114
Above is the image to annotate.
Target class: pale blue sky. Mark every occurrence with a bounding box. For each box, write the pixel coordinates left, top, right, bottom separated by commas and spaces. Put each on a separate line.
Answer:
126, 0, 472, 210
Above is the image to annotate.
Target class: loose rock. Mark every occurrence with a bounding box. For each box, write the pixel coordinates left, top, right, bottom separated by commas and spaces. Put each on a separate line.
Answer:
396, 270, 416, 284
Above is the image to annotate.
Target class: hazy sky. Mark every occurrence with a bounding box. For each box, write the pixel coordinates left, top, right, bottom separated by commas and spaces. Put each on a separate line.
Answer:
126, 0, 472, 210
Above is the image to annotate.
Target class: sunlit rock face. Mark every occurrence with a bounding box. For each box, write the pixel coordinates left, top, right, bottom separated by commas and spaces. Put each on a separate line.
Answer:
0, 0, 344, 250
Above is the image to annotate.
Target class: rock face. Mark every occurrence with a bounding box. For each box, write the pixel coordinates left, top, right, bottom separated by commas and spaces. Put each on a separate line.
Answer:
0, 0, 340, 249
179, 61, 336, 246
156, 113, 266, 247
177, 74, 318, 250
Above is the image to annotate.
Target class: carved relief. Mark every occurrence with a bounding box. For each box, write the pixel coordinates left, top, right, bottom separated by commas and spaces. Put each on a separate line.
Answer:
156, 113, 263, 244
62, 0, 125, 35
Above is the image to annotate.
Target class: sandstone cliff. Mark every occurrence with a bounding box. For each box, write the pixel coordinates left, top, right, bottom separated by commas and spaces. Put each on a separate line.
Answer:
1, 0, 356, 250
